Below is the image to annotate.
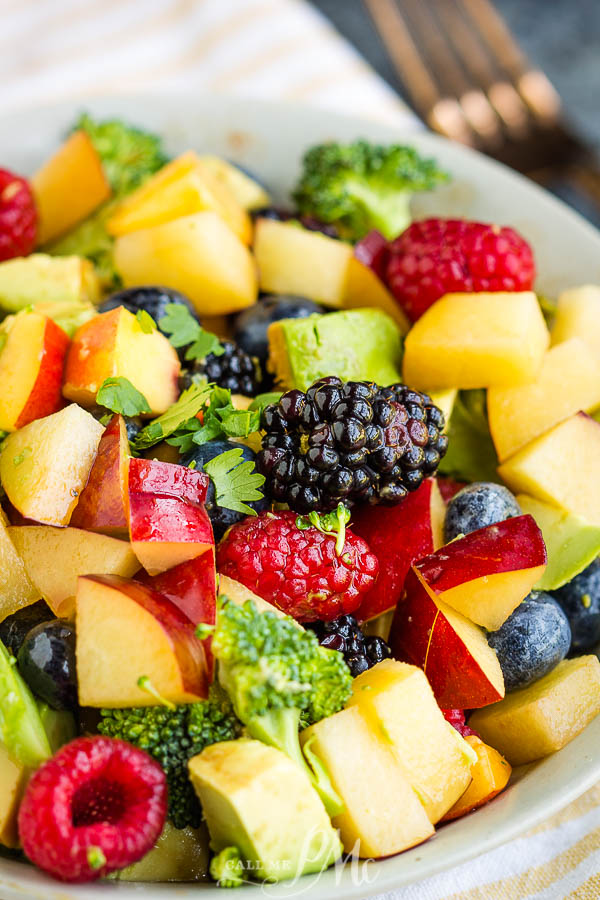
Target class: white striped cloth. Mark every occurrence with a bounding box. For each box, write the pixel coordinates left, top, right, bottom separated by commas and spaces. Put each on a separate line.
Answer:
1, 1, 598, 898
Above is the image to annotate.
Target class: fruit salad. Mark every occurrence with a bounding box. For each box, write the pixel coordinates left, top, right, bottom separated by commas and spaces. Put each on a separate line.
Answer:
0, 114, 598, 888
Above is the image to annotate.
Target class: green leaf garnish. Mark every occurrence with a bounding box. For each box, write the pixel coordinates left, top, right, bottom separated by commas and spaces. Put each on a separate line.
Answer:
133, 382, 212, 450
158, 304, 224, 361
203, 448, 265, 516
248, 392, 282, 413
136, 309, 156, 333
96, 376, 151, 417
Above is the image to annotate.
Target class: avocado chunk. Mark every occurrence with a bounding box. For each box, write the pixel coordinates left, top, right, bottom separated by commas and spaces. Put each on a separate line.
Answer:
188, 739, 342, 883
112, 822, 210, 882
32, 301, 96, 337
267, 307, 403, 391
0, 254, 100, 312
517, 494, 600, 590
0, 641, 51, 768
37, 703, 77, 754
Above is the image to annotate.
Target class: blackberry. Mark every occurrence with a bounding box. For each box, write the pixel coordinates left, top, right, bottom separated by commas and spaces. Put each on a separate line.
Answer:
180, 341, 261, 397
256, 377, 448, 512
308, 615, 391, 677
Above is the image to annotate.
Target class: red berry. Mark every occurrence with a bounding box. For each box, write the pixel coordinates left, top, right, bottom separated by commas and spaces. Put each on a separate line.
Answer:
386, 218, 536, 322
217, 510, 379, 622
18, 736, 167, 883
0, 169, 37, 261
441, 708, 478, 738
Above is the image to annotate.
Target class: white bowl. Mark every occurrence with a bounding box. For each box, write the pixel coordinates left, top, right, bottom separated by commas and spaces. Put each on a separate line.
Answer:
0, 95, 599, 900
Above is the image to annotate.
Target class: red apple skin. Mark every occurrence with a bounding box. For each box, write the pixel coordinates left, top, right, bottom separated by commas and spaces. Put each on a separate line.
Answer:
70, 414, 130, 535
129, 494, 214, 545
351, 478, 444, 622
15, 318, 69, 429
2, 499, 37, 526
416, 514, 547, 593
85, 573, 209, 698
437, 477, 468, 503
390, 568, 504, 708
129, 457, 209, 506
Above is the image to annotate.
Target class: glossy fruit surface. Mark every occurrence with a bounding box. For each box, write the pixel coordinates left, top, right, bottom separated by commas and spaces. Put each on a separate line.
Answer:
550, 558, 600, 652
233, 294, 324, 363
0, 600, 51, 657
17, 619, 77, 711
444, 482, 521, 542
0, 168, 37, 260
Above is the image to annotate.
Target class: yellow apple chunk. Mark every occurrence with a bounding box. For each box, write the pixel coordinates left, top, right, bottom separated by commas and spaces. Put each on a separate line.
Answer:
347, 659, 474, 823
0, 743, 29, 848
551, 284, 600, 357
0, 405, 103, 526
470, 656, 600, 766
488, 338, 600, 461
442, 736, 511, 821
32, 130, 111, 245
8, 526, 141, 618
403, 291, 549, 391
498, 412, 600, 526
0, 511, 39, 623
114, 212, 258, 316
342, 256, 410, 333
63, 306, 180, 415
198, 155, 271, 210
301, 705, 434, 857
217, 574, 292, 620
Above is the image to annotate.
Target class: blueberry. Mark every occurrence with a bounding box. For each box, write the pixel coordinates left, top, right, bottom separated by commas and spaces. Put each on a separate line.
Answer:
233, 295, 325, 364
488, 592, 571, 692
17, 620, 77, 711
444, 482, 521, 542
550, 558, 600, 652
0, 601, 53, 657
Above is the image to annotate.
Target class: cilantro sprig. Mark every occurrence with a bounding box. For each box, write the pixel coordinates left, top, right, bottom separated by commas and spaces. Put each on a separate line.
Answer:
96, 377, 151, 417
133, 383, 212, 450
167, 386, 261, 454
158, 304, 224, 361
203, 448, 265, 516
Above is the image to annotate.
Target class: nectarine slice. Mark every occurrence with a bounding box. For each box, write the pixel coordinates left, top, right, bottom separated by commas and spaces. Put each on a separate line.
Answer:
70, 414, 130, 536
441, 735, 511, 822
0, 510, 39, 623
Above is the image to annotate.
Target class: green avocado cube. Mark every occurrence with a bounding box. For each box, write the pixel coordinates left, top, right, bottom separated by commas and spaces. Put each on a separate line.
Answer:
267, 307, 403, 391
0, 254, 100, 312
0, 642, 51, 768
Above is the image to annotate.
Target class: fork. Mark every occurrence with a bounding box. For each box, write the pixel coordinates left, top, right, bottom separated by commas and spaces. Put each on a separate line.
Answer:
362, 0, 600, 204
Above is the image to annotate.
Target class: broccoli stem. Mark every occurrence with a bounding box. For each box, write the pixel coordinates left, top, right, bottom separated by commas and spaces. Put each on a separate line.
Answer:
246, 708, 344, 818
345, 179, 412, 240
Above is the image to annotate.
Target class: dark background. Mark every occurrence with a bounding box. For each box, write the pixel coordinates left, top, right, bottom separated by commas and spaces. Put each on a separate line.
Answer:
311, 0, 600, 222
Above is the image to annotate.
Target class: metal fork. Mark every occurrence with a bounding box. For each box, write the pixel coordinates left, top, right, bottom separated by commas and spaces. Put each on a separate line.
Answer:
363, 0, 600, 203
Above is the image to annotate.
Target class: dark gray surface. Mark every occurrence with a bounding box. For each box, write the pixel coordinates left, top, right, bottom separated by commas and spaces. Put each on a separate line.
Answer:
311, 0, 600, 222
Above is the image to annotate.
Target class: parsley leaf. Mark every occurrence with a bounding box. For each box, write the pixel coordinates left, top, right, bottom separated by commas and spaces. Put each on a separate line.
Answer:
133, 382, 212, 450
248, 392, 282, 413
158, 304, 224, 361
96, 377, 151, 417
203, 448, 265, 515
165, 385, 263, 453
136, 309, 156, 333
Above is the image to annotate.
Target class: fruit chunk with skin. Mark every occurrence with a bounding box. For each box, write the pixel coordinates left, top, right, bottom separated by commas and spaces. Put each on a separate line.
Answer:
470, 655, 600, 766
441, 735, 512, 822
403, 291, 549, 390
128, 457, 214, 576
266, 307, 403, 391
300, 704, 434, 856
76, 574, 209, 707
31, 130, 112, 244
114, 212, 258, 316
188, 739, 342, 882
0, 404, 104, 526
0, 742, 29, 847
112, 822, 210, 882
346, 660, 474, 824
0, 253, 100, 311
416, 515, 547, 631
488, 338, 600, 462
63, 306, 180, 416
517, 494, 600, 591
444, 482, 521, 543
70, 414, 130, 536
391, 568, 505, 708
351, 477, 445, 622
498, 412, 600, 526
0, 511, 39, 623
8, 526, 140, 619
0, 310, 69, 432
342, 255, 410, 332
551, 284, 600, 357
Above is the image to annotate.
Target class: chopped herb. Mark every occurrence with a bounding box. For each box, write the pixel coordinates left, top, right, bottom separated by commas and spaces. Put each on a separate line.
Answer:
133, 383, 212, 451
158, 304, 224, 361
248, 392, 283, 413
203, 448, 265, 516
136, 309, 156, 333
96, 377, 151, 417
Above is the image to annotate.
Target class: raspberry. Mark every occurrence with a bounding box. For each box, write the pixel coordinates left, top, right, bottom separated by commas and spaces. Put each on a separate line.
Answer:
217, 508, 379, 622
18, 736, 167, 883
441, 708, 478, 738
0, 169, 37, 261
386, 218, 536, 322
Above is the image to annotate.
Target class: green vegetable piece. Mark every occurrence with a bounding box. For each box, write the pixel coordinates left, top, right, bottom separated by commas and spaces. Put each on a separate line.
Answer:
0, 254, 100, 312
136, 309, 156, 333
134, 382, 212, 451
96, 376, 151, 417
112, 822, 210, 882
438, 389, 499, 484
268, 307, 403, 392
293, 139, 448, 241
210, 846, 245, 888
33, 300, 96, 338
0, 641, 51, 768
203, 448, 265, 516
37, 703, 77, 754
159, 304, 224, 361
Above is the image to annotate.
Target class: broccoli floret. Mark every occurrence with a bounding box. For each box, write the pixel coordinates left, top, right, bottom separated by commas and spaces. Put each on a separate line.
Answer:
98, 684, 241, 829
211, 598, 352, 815
75, 113, 168, 196
293, 139, 448, 241
210, 846, 244, 888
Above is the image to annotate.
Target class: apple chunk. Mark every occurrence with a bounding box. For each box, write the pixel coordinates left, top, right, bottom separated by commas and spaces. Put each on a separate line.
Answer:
63, 306, 180, 416
351, 477, 445, 622
76, 574, 208, 707
414, 515, 547, 631
70, 414, 130, 536
8, 526, 141, 618
551, 284, 600, 358
0, 511, 39, 622
0, 404, 104, 526
0, 743, 29, 848
300, 705, 434, 856
391, 568, 505, 709
0, 310, 69, 432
